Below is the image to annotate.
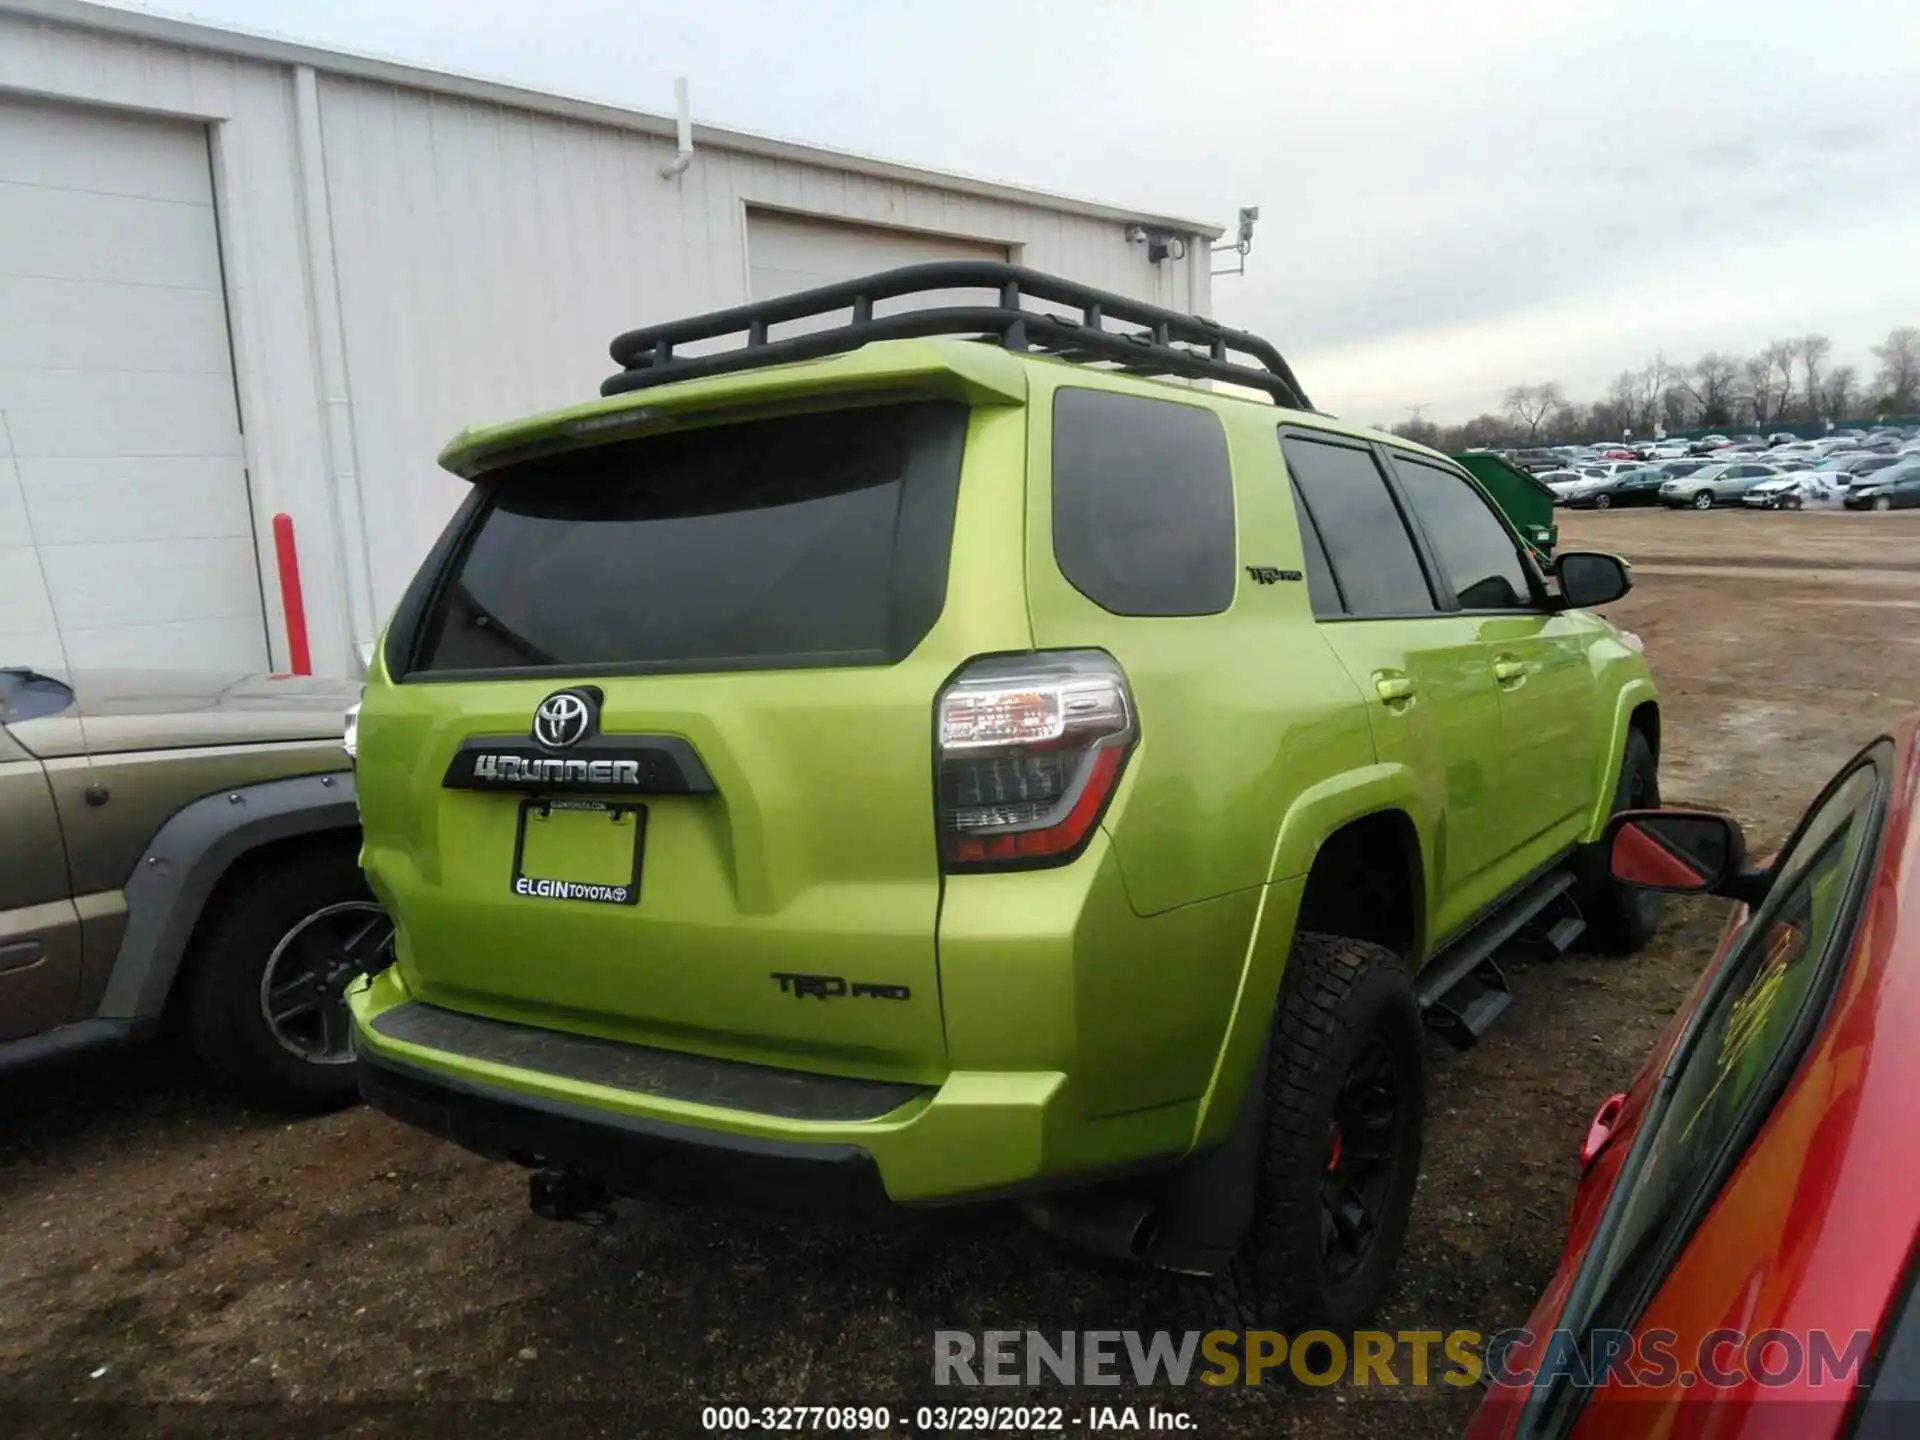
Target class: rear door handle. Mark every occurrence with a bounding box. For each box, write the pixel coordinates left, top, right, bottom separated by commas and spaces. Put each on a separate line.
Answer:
0, 940, 44, 973
1374, 675, 1416, 705
1493, 656, 1527, 683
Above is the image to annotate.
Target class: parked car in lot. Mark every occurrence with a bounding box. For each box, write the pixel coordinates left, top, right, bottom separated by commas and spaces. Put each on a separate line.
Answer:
1815, 453, 1902, 479
1509, 448, 1566, 474
1562, 467, 1668, 509
1, 666, 382, 1109
1659, 460, 1780, 509
1741, 472, 1845, 509
345, 263, 1662, 1330
1652, 459, 1713, 481
1467, 718, 1920, 1440
1843, 465, 1920, 510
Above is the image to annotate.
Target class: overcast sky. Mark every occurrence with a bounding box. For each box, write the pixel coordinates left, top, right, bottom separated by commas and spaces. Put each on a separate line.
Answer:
114, 0, 1919, 423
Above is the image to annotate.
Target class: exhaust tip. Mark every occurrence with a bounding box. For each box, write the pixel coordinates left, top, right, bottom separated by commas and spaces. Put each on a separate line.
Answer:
1021, 1196, 1160, 1264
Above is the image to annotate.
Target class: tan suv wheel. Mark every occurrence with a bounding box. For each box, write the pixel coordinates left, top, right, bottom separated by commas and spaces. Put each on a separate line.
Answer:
187, 846, 393, 1112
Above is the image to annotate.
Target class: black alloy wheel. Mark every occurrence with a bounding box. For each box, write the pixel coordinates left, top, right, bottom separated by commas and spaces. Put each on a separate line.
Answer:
1320, 1035, 1408, 1280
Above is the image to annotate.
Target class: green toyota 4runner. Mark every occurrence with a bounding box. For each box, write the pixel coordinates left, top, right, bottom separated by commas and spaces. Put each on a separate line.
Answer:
349, 264, 1660, 1327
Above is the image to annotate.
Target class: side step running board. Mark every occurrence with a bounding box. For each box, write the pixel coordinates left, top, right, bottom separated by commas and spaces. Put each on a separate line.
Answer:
1416, 869, 1584, 1049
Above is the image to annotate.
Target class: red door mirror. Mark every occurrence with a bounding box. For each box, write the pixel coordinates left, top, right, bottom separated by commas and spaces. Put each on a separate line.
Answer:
1603, 808, 1747, 893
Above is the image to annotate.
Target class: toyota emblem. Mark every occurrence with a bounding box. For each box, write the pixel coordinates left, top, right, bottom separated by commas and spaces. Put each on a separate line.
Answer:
531, 690, 596, 750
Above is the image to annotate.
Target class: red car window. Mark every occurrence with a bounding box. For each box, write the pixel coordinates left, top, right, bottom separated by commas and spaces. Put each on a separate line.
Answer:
1525, 750, 1890, 1436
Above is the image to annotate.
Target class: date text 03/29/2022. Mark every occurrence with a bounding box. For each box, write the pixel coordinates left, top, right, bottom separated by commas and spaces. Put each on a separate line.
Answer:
699, 1405, 1195, 1432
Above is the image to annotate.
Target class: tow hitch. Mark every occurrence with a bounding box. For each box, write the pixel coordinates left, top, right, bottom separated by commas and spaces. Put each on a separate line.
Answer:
529, 1167, 617, 1226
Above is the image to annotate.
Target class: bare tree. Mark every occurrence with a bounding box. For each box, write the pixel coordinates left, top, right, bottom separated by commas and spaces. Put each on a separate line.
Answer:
1589, 397, 1632, 441
1662, 385, 1697, 432
1607, 371, 1640, 434
1457, 413, 1517, 449
1502, 382, 1565, 442
1762, 340, 1798, 424
1822, 365, 1860, 423
1744, 353, 1779, 426
1393, 415, 1442, 448
1682, 352, 1742, 426
1644, 352, 1680, 423
1798, 334, 1832, 422
1872, 326, 1920, 413
1604, 353, 1681, 433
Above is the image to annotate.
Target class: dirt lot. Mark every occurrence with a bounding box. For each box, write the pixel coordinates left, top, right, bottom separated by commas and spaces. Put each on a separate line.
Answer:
5, 509, 1919, 1439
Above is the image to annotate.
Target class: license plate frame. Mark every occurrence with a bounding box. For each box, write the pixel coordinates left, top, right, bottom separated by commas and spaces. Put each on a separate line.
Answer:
509, 798, 645, 907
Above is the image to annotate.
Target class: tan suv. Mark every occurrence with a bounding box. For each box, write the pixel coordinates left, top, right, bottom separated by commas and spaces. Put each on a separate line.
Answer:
1, 665, 386, 1110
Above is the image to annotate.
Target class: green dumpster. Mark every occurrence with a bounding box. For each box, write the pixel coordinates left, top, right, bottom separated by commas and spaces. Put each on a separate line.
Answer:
1453, 452, 1558, 558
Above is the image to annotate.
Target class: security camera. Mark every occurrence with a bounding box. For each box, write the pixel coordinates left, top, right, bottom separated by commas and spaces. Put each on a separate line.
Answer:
1236, 206, 1259, 248
1125, 225, 1148, 244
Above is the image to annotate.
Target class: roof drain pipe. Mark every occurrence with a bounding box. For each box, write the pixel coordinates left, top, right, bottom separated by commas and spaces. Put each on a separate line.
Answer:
292, 64, 379, 677
658, 77, 694, 179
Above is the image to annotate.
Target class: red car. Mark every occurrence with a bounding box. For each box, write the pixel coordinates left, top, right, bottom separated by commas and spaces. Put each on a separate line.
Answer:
1469, 717, 1920, 1439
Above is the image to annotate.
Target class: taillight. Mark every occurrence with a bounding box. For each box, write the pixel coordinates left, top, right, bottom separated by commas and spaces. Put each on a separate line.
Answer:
935, 650, 1138, 870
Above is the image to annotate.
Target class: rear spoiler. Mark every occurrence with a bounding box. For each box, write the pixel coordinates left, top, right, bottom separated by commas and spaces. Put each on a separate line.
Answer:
438, 340, 1027, 480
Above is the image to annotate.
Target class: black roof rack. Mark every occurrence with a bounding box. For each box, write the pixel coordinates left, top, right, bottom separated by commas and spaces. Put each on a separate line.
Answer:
600, 261, 1312, 410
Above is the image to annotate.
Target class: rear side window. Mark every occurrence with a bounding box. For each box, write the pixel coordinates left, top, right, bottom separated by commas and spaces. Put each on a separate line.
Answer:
1388, 456, 1535, 610
1280, 434, 1436, 617
1289, 487, 1344, 617
1051, 389, 1235, 616
406, 401, 967, 677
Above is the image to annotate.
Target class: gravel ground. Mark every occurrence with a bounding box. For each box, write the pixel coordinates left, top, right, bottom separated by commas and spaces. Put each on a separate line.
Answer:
4, 508, 1918, 1440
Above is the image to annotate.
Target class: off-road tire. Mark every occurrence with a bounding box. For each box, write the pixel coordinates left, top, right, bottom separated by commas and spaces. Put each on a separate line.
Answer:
186, 846, 379, 1113
1580, 729, 1662, 955
1205, 931, 1424, 1331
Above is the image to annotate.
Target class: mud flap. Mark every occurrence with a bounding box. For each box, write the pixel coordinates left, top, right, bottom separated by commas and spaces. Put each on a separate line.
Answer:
1142, 1030, 1271, 1276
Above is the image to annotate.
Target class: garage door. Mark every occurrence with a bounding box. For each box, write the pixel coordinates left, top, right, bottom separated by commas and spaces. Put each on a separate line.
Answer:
0, 98, 266, 674
746, 209, 1007, 301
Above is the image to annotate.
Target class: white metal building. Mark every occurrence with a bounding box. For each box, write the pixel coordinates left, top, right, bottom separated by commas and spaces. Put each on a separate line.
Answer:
0, 0, 1222, 679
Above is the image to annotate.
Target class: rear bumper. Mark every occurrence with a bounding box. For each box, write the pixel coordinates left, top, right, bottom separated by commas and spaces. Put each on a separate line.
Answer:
358, 1047, 895, 1217
348, 969, 1122, 1205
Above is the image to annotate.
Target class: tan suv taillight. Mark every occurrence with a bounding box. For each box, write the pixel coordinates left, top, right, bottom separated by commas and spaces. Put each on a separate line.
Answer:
935, 651, 1137, 870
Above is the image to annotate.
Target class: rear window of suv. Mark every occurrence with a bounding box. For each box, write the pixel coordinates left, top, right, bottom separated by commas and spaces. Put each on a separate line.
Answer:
404, 401, 967, 677
1051, 388, 1236, 616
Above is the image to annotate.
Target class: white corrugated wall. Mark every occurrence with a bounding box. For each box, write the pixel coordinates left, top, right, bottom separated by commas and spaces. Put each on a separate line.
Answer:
0, 3, 351, 674
313, 75, 1214, 633
0, 0, 1217, 677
